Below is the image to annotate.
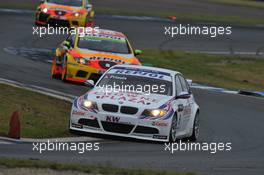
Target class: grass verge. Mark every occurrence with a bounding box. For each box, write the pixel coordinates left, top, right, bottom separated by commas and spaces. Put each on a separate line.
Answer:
0, 84, 71, 138
96, 8, 264, 26
0, 3, 263, 25
139, 50, 264, 91
207, 0, 264, 9
0, 158, 193, 175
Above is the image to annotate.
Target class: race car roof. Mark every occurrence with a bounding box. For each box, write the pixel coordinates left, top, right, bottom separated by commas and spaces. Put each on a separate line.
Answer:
113, 65, 180, 75
97, 29, 126, 38
79, 28, 126, 39
108, 65, 180, 81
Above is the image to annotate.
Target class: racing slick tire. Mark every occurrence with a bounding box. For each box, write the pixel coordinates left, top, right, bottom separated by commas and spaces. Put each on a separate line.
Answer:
61, 56, 68, 81
51, 58, 61, 79
169, 113, 178, 142
188, 112, 199, 142
85, 16, 94, 27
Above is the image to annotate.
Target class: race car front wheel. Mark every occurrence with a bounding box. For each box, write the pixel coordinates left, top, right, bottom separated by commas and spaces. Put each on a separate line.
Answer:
61, 60, 68, 81
169, 113, 178, 142
85, 16, 94, 27
188, 113, 199, 141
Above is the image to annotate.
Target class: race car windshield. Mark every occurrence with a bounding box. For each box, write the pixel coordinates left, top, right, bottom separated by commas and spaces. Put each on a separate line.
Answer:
97, 74, 173, 96
78, 36, 131, 54
47, 0, 83, 7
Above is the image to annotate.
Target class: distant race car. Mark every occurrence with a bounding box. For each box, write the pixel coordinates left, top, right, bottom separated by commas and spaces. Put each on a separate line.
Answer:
51, 28, 142, 83
69, 65, 200, 142
35, 0, 95, 27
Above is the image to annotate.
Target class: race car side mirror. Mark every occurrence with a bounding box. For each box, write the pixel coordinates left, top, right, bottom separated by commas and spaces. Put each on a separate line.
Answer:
187, 79, 193, 86
62, 41, 72, 50
176, 92, 191, 99
135, 49, 143, 56
85, 80, 95, 87
86, 4, 92, 9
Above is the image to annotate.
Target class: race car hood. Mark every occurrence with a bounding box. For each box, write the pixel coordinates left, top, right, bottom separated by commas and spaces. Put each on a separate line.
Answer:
70, 48, 138, 64
84, 87, 173, 110
78, 48, 135, 59
43, 3, 84, 13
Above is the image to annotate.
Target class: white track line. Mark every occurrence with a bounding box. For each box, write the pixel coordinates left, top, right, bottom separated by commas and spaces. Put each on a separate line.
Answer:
0, 78, 75, 102
186, 51, 264, 56
0, 141, 12, 145
0, 8, 33, 14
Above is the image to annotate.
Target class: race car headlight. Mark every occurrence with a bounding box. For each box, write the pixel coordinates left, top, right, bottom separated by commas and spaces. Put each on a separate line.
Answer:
81, 100, 98, 110
83, 100, 92, 108
74, 12, 80, 17
75, 57, 90, 65
79, 58, 86, 64
42, 8, 48, 13
142, 109, 168, 118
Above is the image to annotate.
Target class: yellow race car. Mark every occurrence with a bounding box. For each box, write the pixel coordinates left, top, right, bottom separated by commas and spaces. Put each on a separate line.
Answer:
35, 0, 95, 27
51, 28, 142, 83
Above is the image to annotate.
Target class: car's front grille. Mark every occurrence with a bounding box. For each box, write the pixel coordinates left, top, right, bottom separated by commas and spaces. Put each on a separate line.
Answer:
102, 104, 119, 112
101, 121, 134, 134
48, 18, 69, 27
76, 70, 88, 78
120, 106, 138, 115
78, 118, 100, 128
99, 61, 117, 69
134, 126, 159, 134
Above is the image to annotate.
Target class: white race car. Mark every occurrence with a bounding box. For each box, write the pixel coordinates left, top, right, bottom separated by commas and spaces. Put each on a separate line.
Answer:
70, 65, 200, 142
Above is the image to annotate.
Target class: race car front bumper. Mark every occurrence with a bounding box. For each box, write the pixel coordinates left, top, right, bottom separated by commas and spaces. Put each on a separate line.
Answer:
35, 12, 86, 27
70, 101, 171, 142
65, 62, 103, 83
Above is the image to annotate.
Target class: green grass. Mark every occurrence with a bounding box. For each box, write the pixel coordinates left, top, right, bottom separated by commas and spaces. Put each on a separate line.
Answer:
96, 8, 264, 26
0, 158, 193, 175
207, 0, 264, 9
139, 50, 264, 91
0, 2, 263, 25
0, 84, 72, 138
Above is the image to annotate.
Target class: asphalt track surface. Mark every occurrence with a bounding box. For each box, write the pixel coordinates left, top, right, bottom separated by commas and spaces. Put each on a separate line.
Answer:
0, 10, 264, 175
9, 0, 264, 19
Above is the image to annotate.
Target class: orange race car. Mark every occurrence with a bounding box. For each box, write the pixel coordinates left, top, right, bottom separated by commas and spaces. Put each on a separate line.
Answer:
35, 0, 95, 27
51, 28, 142, 83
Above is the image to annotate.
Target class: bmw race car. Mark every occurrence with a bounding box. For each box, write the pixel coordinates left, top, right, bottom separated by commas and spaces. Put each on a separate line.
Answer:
35, 0, 95, 27
70, 65, 200, 142
51, 28, 142, 83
